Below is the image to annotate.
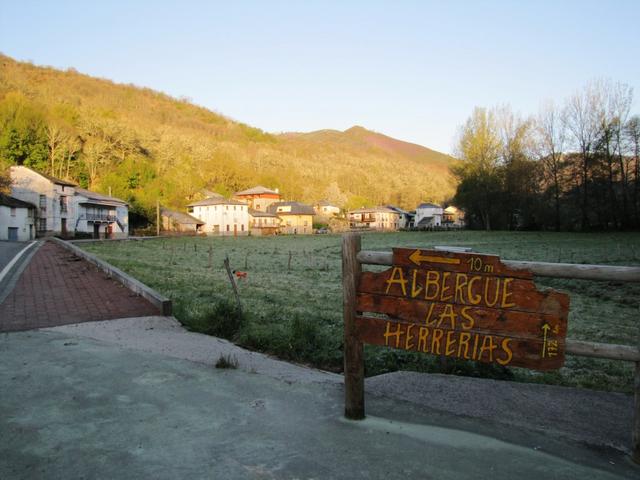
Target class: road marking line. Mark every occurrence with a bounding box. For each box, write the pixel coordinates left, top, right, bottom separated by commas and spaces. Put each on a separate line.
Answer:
0, 241, 37, 285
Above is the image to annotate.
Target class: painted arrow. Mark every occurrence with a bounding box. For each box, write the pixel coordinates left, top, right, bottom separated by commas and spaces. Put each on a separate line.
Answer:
408, 250, 461, 266
541, 323, 551, 358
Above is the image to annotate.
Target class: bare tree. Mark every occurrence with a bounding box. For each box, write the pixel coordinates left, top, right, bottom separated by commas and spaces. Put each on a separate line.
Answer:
564, 82, 603, 230
536, 100, 567, 231
626, 116, 640, 225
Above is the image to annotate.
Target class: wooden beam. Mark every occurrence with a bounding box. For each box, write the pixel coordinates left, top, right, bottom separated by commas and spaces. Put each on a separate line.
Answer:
357, 250, 640, 282
565, 340, 640, 362
343, 233, 364, 420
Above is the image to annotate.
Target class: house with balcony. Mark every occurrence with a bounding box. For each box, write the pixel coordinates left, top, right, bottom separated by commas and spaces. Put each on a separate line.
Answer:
415, 202, 443, 229
248, 209, 280, 236
187, 197, 249, 236
233, 185, 281, 212
443, 206, 465, 228
0, 193, 36, 241
266, 201, 315, 235
74, 188, 128, 239
347, 207, 400, 231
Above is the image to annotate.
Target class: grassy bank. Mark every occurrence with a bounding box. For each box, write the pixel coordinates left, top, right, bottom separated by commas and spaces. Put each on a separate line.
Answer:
81, 231, 640, 393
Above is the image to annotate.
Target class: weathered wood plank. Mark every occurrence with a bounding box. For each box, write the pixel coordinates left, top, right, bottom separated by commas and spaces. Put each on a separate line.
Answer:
356, 293, 568, 338
358, 267, 569, 316
392, 248, 533, 279
355, 316, 565, 370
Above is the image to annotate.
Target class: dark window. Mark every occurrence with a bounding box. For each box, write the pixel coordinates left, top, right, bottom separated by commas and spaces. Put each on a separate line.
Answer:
39, 195, 46, 212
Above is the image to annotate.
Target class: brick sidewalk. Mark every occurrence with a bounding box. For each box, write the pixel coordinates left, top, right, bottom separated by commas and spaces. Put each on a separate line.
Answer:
0, 241, 159, 332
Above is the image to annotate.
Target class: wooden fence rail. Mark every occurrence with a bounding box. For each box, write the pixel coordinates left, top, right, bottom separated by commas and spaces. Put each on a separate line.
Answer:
344, 235, 640, 463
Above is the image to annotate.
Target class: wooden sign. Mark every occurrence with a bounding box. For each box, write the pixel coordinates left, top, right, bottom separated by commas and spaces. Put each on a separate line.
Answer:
355, 248, 569, 370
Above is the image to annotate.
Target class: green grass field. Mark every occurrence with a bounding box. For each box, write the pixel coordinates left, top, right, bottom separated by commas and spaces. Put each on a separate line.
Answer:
81, 231, 640, 393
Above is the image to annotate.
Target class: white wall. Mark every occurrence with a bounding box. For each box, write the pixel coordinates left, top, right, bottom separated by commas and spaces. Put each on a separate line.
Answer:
0, 205, 34, 241
415, 205, 443, 226
192, 203, 249, 235
10, 166, 76, 236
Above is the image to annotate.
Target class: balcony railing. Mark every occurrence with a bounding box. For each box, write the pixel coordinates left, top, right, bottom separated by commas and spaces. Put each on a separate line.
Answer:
84, 213, 117, 222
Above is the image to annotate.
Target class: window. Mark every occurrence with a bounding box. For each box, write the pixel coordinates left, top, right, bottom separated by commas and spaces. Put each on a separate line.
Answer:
241, 224, 244, 231
10, 207, 16, 217
226, 225, 230, 232
59, 196, 68, 213
233, 206, 236, 211
38, 218, 47, 232
39, 195, 46, 212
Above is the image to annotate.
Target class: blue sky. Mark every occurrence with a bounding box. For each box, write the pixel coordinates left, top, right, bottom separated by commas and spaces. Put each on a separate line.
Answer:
1, 0, 639, 153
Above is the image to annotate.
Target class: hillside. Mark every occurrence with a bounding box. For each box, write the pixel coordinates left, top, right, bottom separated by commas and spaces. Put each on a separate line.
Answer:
0, 54, 456, 219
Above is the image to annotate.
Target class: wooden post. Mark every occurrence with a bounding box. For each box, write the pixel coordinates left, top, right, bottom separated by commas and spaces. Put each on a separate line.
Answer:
634, 362, 640, 463
343, 233, 364, 420
288, 251, 292, 272
156, 200, 160, 237
208, 245, 212, 269
223, 255, 242, 314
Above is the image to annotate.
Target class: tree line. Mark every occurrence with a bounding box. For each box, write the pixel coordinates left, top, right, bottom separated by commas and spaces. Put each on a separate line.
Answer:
453, 80, 640, 231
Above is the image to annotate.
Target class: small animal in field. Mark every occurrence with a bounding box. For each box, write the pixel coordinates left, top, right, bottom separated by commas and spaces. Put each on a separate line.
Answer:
233, 270, 248, 280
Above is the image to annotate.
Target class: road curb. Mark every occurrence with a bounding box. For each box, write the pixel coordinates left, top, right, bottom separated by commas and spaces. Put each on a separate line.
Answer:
49, 237, 172, 315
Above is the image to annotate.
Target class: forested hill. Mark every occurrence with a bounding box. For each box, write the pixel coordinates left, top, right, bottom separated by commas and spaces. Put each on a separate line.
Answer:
0, 54, 456, 218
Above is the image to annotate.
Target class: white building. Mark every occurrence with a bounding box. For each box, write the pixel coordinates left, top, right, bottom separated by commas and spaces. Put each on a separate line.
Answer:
415, 203, 443, 229
0, 194, 36, 241
443, 206, 465, 228
10, 165, 76, 237
314, 201, 341, 217
385, 205, 414, 229
347, 207, 400, 231
74, 188, 129, 239
187, 197, 249, 236
9, 166, 128, 239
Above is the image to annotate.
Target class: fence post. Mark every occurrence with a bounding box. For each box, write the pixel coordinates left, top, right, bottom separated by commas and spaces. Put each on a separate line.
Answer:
633, 361, 640, 463
343, 233, 364, 419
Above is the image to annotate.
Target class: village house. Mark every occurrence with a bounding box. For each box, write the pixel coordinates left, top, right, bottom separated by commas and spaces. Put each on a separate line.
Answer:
0, 194, 36, 241
415, 202, 443, 229
74, 188, 129, 239
443, 206, 465, 228
267, 201, 315, 235
313, 201, 341, 217
233, 185, 281, 212
248, 209, 280, 236
9, 166, 128, 239
347, 206, 400, 231
385, 205, 415, 229
161, 208, 204, 235
187, 197, 249, 236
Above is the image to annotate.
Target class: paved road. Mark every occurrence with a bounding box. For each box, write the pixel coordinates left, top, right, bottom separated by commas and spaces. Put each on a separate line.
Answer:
0, 240, 29, 272
0, 241, 159, 332
1, 329, 636, 480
